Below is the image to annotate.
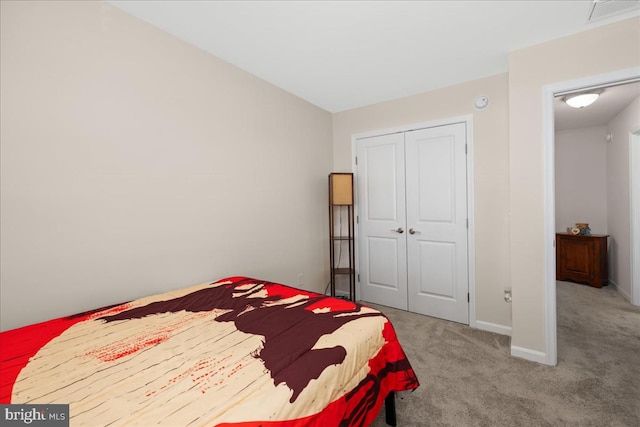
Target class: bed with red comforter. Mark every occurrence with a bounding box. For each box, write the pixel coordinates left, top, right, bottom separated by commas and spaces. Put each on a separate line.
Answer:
0, 276, 418, 426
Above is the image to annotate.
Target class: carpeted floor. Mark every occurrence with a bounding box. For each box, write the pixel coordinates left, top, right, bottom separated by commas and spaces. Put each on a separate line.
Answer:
369, 281, 640, 426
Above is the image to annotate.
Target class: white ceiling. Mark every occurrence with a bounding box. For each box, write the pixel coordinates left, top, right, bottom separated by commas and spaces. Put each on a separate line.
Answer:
109, 0, 640, 114
554, 81, 640, 131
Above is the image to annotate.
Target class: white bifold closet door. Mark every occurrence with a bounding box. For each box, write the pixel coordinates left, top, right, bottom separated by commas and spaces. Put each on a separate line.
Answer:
357, 123, 469, 324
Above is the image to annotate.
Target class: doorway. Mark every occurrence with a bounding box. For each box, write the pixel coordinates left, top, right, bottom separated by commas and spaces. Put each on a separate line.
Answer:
353, 117, 475, 325
543, 67, 640, 365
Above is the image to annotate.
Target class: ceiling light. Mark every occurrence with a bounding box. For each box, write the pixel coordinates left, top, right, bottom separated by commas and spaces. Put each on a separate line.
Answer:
563, 90, 604, 108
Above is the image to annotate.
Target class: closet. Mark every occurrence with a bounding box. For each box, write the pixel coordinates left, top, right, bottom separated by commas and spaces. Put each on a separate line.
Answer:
355, 122, 469, 324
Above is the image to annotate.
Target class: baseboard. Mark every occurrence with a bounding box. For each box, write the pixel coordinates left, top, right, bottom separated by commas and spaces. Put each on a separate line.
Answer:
476, 320, 511, 336
609, 279, 632, 303
511, 345, 549, 365
324, 286, 350, 298
334, 289, 350, 298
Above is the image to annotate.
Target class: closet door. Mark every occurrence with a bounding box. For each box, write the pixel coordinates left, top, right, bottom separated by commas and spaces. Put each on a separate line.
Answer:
405, 124, 469, 323
356, 133, 408, 310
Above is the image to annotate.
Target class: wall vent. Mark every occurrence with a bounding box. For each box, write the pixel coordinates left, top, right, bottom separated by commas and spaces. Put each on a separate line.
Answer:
587, 0, 640, 23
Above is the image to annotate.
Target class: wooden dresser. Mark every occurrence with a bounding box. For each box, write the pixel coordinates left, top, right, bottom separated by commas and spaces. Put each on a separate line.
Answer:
556, 233, 609, 288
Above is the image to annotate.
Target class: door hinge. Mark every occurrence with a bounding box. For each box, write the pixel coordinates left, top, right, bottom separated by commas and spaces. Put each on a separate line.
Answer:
355, 156, 358, 165
356, 215, 359, 224
357, 274, 360, 282
465, 144, 468, 154
467, 293, 470, 303
466, 218, 469, 229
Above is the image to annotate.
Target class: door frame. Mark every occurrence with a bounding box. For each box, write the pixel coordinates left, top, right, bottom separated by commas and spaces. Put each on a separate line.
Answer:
351, 115, 476, 327
542, 66, 640, 366
631, 129, 640, 306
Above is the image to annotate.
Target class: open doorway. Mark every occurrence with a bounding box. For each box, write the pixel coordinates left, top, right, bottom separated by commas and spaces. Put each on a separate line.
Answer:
554, 81, 640, 295
542, 68, 640, 365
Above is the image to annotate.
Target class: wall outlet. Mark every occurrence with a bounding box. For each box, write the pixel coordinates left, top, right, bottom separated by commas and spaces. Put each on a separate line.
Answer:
297, 273, 304, 287
504, 289, 512, 303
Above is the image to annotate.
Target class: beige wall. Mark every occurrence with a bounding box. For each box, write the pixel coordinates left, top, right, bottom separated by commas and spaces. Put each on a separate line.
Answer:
333, 73, 512, 330
508, 17, 640, 354
2, 1, 637, 356
555, 126, 609, 235
0, 1, 332, 331
607, 96, 640, 300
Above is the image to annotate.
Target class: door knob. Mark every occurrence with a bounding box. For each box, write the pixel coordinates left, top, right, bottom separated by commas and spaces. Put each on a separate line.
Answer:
409, 228, 420, 234
391, 227, 404, 234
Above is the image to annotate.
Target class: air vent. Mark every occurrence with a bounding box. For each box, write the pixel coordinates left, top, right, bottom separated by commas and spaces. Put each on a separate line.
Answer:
588, 0, 640, 23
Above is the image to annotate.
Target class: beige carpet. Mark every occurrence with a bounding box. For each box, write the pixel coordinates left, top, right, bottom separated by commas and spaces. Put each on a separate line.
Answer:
369, 281, 640, 426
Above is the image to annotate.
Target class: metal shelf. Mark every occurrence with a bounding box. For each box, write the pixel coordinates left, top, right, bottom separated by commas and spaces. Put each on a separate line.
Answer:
329, 173, 355, 302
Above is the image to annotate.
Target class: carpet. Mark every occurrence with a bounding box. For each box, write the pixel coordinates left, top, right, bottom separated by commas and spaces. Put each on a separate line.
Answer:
368, 281, 640, 426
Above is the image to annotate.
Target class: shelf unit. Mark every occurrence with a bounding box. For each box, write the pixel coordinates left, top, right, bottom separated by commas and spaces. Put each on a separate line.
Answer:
328, 173, 355, 301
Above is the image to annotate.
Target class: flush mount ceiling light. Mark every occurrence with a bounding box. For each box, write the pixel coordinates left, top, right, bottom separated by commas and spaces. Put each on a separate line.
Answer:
562, 89, 604, 108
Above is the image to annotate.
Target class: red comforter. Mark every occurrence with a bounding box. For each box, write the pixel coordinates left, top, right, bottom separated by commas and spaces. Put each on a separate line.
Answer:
0, 276, 418, 426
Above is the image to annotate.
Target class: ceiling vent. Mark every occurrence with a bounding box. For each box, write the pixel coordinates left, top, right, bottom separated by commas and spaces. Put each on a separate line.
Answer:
587, 0, 640, 23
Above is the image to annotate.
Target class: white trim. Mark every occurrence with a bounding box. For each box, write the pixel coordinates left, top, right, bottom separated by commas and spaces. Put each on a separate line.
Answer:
351, 115, 476, 326
542, 83, 558, 367
466, 117, 477, 328
553, 77, 640, 97
510, 345, 547, 364
352, 115, 473, 141
542, 67, 640, 367
476, 320, 511, 336
631, 130, 640, 306
609, 278, 633, 303
334, 289, 351, 299
351, 147, 359, 302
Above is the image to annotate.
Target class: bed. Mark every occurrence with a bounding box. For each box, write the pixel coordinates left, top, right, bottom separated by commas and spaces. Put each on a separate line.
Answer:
0, 276, 418, 426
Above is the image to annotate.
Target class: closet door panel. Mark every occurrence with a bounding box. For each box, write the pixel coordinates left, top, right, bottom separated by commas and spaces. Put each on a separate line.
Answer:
367, 237, 400, 289
405, 123, 469, 323
356, 133, 408, 310
416, 135, 455, 223
416, 240, 456, 298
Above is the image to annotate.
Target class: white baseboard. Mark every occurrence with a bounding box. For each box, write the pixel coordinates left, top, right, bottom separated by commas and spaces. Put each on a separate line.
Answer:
324, 287, 350, 298
511, 345, 550, 365
476, 320, 512, 336
609, 279, 632, 303
333, 289, 350, 298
